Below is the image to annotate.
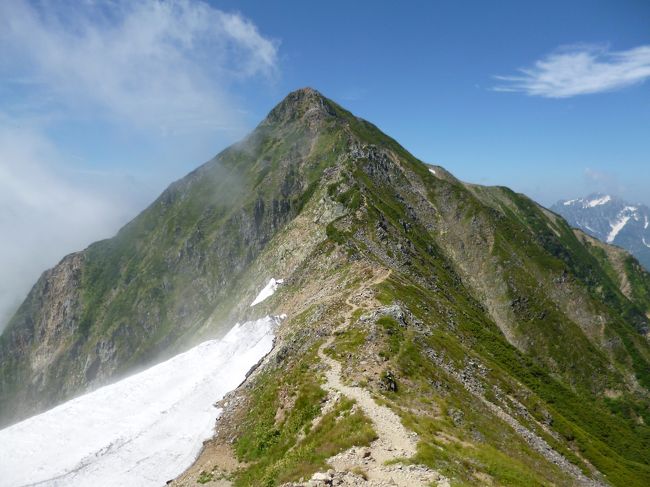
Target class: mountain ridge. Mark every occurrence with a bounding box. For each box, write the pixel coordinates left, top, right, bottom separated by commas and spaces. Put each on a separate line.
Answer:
551, 193, 650, 271
2, 88, 650, 486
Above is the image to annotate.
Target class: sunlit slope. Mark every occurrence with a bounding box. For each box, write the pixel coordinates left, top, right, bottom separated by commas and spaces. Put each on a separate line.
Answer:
2, 88, 650, 486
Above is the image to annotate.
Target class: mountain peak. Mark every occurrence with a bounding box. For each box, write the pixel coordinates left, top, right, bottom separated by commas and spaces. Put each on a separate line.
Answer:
559, 193, 613, 209
262, 86, 337, 127
291, 86, 322, 97
552, 193, 650, 269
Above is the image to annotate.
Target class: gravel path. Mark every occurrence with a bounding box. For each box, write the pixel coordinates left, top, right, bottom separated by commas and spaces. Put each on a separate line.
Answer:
316, 337, 449, 487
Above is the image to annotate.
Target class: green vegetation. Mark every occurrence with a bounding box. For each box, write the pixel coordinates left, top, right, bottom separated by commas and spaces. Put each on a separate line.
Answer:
326, 327, 367, 360
372, 275, 650, 486
322, 296, 574, 485
3, 88, 650, 487
196, 471, 214, 484
233, 341, 376, 486
325, 220, 348, 246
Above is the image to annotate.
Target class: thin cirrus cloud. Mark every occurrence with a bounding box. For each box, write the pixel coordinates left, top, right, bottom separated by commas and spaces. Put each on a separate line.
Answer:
493, 44, 650, 98
0, 0, 280, 330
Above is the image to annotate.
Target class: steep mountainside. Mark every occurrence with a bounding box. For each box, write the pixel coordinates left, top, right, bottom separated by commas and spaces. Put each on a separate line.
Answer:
2, 89, 650, 486
552, 194, 650, 271
0, 90, 344, 423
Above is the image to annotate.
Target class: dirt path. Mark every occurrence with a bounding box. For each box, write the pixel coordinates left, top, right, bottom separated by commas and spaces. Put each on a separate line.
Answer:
342, 269, 391, 321
320, 336, 417, 460
300, 268, 449, 487
177, 268, 449, 487
316, 337, 449, 487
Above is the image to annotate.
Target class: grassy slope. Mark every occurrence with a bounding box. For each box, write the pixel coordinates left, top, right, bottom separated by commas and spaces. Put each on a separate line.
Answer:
2, 90, 649, 485
231, 93, 650, 486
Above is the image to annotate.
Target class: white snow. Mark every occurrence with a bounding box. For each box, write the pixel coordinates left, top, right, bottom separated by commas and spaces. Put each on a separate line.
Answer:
605, 207, 640, 244
428, 167, 436, 175
645, 215, 649, 229
607, 214, 631, 243
563, 195, 613, 208
643, 238, 650, 249
576, 221, 597, 234
585, 195, 611, 207
250, 278, 284, 307
0, 316, 279, 487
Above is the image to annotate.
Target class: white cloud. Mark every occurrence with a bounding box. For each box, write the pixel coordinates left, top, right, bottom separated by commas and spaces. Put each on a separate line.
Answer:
0, 0, 278, 134
494, 44, 650, 98
0, 0, 280, 329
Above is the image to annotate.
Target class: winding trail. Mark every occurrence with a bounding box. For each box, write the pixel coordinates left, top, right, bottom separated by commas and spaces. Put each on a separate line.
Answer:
317, 339, 449, 486
309, 268, 449, 486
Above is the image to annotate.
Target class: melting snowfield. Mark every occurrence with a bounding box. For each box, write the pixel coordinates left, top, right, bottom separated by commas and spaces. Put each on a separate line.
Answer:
0, 317, 278, 487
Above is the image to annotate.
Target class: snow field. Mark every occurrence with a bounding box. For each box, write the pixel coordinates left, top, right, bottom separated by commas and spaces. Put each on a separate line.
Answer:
0, 316, 279, 487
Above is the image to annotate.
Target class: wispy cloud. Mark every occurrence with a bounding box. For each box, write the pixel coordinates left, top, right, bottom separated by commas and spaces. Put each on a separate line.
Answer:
494, 44, 650, 98
0, 0, 279, 134
0, 0, 280, 329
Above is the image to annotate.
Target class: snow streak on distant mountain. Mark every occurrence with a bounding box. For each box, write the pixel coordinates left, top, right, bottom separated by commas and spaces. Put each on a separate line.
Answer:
552, 194, 650, 271
0, 317, 279, 487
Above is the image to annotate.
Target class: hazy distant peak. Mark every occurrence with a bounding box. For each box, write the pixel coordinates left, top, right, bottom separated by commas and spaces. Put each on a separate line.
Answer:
552, 193, 650, 270
561, 193, 614, 209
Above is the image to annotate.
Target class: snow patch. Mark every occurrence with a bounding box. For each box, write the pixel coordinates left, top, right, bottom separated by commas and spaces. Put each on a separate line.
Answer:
605, 207, 640, 244
428, 167, 436, 175
643, 238, 650, 249
607, 214, 631, 243
585, 195, 611, 207
576, 221, 597, 234
0, 316, 280, 487
563, 195, 613, 208
250, 278, 284, 307
645, 215, 649, 229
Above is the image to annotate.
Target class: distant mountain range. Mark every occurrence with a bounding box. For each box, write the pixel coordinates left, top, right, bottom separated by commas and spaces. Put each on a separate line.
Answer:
551, 194, 650, 270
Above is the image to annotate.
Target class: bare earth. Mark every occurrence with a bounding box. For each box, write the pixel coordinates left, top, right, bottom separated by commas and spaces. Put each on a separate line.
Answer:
313, 336, 450, 487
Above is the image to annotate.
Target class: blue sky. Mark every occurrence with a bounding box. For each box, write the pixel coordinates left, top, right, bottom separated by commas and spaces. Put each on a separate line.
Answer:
229, 0, 650, 207
0, 0, 649, 325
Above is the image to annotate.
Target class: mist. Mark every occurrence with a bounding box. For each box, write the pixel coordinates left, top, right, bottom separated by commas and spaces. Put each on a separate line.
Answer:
0, 0, 279, 331
0, 125, 149, 331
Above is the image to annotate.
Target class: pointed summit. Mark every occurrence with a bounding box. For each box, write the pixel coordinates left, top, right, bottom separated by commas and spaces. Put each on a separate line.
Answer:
262, 87, 338, 127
